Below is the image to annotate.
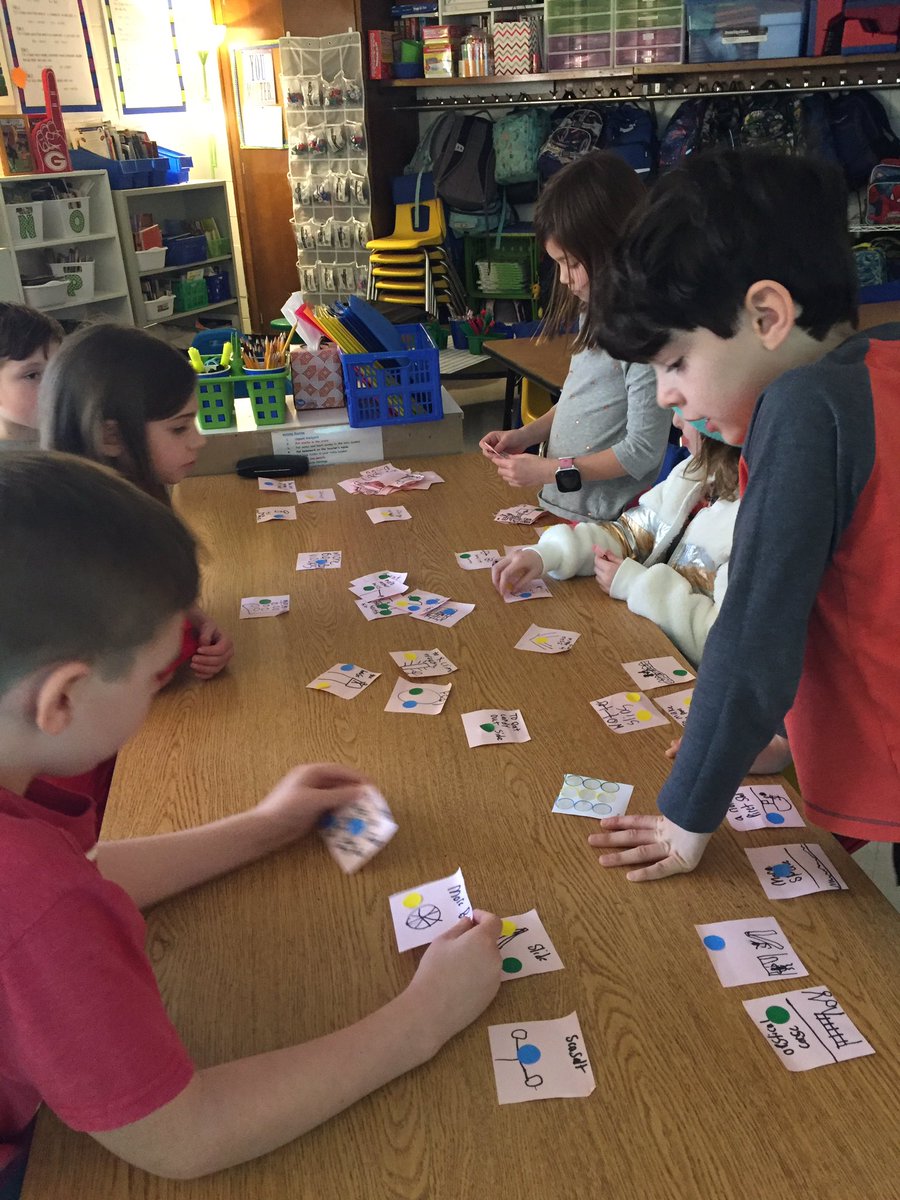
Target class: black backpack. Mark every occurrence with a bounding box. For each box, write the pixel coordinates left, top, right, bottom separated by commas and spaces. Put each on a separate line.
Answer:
426, 112, 499, 214
830, 90, 900, 189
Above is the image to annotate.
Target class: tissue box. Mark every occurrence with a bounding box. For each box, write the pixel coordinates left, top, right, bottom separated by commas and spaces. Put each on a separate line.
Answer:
290, 344, 346, 409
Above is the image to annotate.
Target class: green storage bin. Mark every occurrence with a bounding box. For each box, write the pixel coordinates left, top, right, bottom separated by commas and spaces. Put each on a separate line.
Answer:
206, 234, 231, 258
547, 13, 613, 33
245, 368, 289, 426
173, 277, 209, 312
197, 370, 236, 429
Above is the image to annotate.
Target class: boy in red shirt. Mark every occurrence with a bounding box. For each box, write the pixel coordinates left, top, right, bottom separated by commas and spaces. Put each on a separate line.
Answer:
0, 452, 502, 1194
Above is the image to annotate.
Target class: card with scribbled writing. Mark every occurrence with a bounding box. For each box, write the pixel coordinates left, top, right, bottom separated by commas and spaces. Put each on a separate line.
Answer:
349, 571, 408, 599
296, 551, 342, 570
256, 506, 297, 523
456, 549, 500, 570
726, 784, 805, 830
498, 910, 564, 981
462, 709, 530, 747
743, 986, 874, 1071
388, 590, 450, 615
656, 687, 694, 727
389, 649, 457, 678
318, 787, 397, 874
409, 601, 475, 628
388, 867, 472, 952
696, 917, 808, 987
514, 625, 580, 654
366, 506, 412, 524
745, 843, 848, 900
621, 656, 695, 689
295, 488, 336, 503
551, 774, 633, 820
494, 505, 546, 526
503, 578, 553, 604
590, 691, 668, 733
240, 595, 290, 619
258, 476, 296, 494
307, 662, 380, 699
384, 678, 452, 715
489, 1013, 595, 1104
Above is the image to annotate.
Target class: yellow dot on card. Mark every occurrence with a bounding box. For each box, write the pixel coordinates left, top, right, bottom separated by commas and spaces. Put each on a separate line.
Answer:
402, 892, 423, 908
684, 694, 692, 706
500, 919, 517, 938
404, 652, 417, 661
636, 709, 652, 722
534, 636, 549, 645
381, 510, 391, 516
314, 682, 331, 689
625, 692, 641, 702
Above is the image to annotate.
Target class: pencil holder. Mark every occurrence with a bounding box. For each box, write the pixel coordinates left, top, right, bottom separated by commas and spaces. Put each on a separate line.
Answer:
467, 332, 486, 355
245, 367, 289, 426
197, 369, 236, 429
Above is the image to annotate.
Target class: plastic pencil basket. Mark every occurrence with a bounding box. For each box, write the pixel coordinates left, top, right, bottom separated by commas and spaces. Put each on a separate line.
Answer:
340, 324, 442, 429
197, 370, 236, 429
245, 367, 289, 426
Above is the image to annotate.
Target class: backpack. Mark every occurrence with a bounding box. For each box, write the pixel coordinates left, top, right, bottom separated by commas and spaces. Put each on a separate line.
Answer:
829, 90, 900, 189
795, 93, 839, 163
658, 98, 711, 171
537, 107, 605, 181
405, 112, 499, 215
494, 108, 551, 185
740, 91, 797, 153
600, 102, 657, 176
701, 95, 745, 151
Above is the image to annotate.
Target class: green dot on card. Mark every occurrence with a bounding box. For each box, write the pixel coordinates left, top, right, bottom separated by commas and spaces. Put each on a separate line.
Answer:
259, 598, 271, 605
378, 573, 390, 579
461, 553, 471, 559
766, 1006, 791, 1025
410, 687, 423, 695
364, 584, 375, 591
674, 668, 688, 676
502, 957, 523, 974
480, 722, 495, 732
408, 595, 421, 602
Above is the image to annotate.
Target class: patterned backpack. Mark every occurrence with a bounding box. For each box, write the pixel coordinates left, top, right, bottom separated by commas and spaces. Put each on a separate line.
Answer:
537, 107, 605, 181
494, 108, 551, 185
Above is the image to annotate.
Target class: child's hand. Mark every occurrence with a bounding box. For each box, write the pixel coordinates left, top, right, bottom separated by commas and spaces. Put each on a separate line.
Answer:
492, 549, 543, 596
587, 813, 712, 881
191, 618, 234, 679
479, 428, 527, 459
665, 737, 682, 760
405, 910, 502, 1046
593, 547, 623, 594
496, 453, 553, 489
253, 763, 375, 841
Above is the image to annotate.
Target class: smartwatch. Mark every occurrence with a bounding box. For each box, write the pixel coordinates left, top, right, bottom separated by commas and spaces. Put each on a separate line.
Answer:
555, 457, 582, 493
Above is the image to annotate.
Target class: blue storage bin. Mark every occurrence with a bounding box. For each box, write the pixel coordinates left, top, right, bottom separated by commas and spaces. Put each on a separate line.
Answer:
165, 234, 208, 265
70, 148, 153, 189
686, 0, 808, 62
158, 146, 193, 185
340, 324, 443, 429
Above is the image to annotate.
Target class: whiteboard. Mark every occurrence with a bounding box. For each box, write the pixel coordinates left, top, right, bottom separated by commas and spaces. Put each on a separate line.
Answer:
104, 0, 185, 114
1, 0, 101, 112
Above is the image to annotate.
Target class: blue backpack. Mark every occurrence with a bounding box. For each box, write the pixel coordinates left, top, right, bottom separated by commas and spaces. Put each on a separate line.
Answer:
538, 107, 605, 182
658, 98, 710, 171
600, 103, 657, 176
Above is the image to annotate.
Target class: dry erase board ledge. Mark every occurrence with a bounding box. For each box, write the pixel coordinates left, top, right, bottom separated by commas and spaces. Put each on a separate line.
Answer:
138, 253, 233, 279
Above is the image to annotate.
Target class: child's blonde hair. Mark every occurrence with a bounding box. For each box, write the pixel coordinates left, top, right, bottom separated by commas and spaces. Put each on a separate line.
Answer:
683, 437, 741, 502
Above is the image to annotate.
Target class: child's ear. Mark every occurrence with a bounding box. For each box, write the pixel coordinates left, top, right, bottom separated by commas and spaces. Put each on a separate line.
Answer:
742, 280, 795, 350
34, 663, 91, 736
101, 419, 124, 458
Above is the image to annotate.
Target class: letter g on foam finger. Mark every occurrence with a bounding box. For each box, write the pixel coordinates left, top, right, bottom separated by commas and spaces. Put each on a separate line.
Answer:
587, 813, 712, 882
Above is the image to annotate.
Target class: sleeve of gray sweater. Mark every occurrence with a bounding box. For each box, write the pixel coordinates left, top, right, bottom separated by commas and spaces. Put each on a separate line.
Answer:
609, 360, 672, 481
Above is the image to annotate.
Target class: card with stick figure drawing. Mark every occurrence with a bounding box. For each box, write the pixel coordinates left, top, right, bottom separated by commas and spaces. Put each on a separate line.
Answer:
388, 590, 449, 615
621, 657, 695, 689
366, 506, 412, 524
726, 784, 805, 830
355, 596, 408, 621
258, 476, 296, 494
743, 986, 874, 1072
745, 844, 848, 900
388, 867, 472, 951
456, 549, 500, 570
256, 506, 297, 523
551, 774, 633, 820
318, 787, 398, 874
349, 571, 408, 599
488, 1012, 595, 1104
240, 595, 290, 619
515, 624, 580, 654
384, 678, 452, 715
695, 917, 808, 987
497, 910, 564, 981
590, 691, 668, 733
409, 601, 475, 628
296, 551, 342, 570
502, 579, 552, 604
389, 649, 457, 678
307, 662, 380, 698
656, 687, 694, 727
295, 488, 336, 503
461, 709, 530, 747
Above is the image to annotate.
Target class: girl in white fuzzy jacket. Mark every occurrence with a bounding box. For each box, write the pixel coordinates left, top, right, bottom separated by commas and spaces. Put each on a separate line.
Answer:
492, 413, 740, 667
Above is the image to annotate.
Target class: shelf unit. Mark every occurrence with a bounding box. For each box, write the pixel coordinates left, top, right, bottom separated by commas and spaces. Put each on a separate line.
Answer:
0, 170, 133, 324
112, 181, 240, 330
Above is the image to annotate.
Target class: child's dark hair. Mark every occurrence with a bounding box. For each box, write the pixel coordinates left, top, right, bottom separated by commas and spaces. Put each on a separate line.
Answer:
0, 302, 63, 360
534, 150, 647, 342
590, 149, 858, 363
40, 324, 197, 503
0, 451, 198, 694
684, 436, 740, 503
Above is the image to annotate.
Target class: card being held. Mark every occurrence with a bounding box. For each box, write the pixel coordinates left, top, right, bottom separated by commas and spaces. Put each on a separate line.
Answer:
296, 551, 342, 571
590, 691, 668, 733
552, 773, 633, 820
503, 578, 552, 604
456, 549, 500, 570
743, 986, 874, 1072
515, 624, 580, 654
388, 867, 472, 952
727, 784, 805, 830
296, 488, 336, 503
256, 506, 297, 523
696, 917, 808, 987
307, 662, 380, 699
745, 843, 848, 900
656, 688, 694, 727
367, 506, 412, 524
240, 595, 290, 619
384, 678, 452, 715
498, 910, 564, 980
389, 649, 457, 677
489, 1012, 595, 1104
319, 787, 398, 874
462, 709, 530, 747
621, 656, 695, 689
258, 476, 296, 494
494, 505, 546, 526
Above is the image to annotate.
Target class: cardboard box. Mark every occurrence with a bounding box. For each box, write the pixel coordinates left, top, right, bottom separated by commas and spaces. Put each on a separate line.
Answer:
368, 29, 395, 80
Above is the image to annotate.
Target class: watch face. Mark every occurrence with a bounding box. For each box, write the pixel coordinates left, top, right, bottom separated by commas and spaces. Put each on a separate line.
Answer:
556, 468, 582, 493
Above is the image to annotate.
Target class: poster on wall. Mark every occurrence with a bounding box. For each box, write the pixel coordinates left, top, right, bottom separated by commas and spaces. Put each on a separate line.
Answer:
1, 0, 101, 112
231, 41, 284, 150
104, 0, 185, 115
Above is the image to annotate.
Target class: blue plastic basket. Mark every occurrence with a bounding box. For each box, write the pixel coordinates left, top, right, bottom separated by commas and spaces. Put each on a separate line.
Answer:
340, 324, 442, 429
69, 148, 166, 189
158, 146, 193, 185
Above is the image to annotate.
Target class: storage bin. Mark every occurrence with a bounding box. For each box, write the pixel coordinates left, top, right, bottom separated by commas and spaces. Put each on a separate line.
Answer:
158, 146, 193, 185
172, 277, 209, 312
547, 47, 614, 69
616, 41, 683, 61
143, 294, 176, 322
686, 0, 808, 62
22, 279, 69, 309
205, 233, 230, 258
197, 369, 236, 428
205, 271, 231, 303
6, 201, 42, 246
136, 246, 168, 271
245, 368, 289, 426
165, 234, 208, 266
69, 148, 157, 189
49, 259, 95, 301
42, 197, 90, 239
340, 324, 443, 429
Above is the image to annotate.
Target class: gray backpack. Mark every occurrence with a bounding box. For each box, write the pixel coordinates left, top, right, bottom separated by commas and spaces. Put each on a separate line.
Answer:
406, 112, 499, 215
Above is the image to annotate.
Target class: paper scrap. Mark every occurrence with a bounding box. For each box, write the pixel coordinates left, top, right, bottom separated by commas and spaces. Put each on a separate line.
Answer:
489, 1012, 595, 1104
462, 709, 530, 747
384, 677, 452, 715
349, 570, 408, 599
743, 986, 874, 1071
621, 656, 695, 689
307, 662, 380, 698
590, 691, 669, 733
726, 784, 805, 830
696, 917, 808, 987
389, 649, 457, 678
240, 595, 290, 619
296, 551, 342, 571
656, 687, 694, 727
498, 910, 564, 981
745, 843, 848, 900
319, 787, 397, 874
340, 463, 445, 495
456, 549, 500, 570
389, 867, 472, 952
503, 578, 553, 604
256, 506, 297, 523
552, 773, 633, 820
494, 505, 546, 526
258, 477, 296, 493
366, 506, 412, 524
295, 488, 336, 503
515, 624, 580, 654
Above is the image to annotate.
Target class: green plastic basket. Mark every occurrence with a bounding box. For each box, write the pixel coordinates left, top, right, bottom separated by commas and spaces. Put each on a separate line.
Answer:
173, 277, 209, 312
245, 368, 289, 426
197, 370, 236, 429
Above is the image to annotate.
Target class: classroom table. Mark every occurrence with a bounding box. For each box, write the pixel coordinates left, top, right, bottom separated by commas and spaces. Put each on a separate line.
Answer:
22, 454, 900, 1200
484, 335, 574, 430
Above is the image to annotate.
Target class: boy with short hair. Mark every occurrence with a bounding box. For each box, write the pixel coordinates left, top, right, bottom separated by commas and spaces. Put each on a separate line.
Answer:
0, 452, 502, 1193
0, 303, 62, 444
583, 149, 900, 881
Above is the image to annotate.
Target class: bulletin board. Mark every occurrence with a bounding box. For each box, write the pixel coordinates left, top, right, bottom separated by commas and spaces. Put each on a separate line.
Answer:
231, 40, 285, 150
104, 0, 185, 115
0, 0, 101, 112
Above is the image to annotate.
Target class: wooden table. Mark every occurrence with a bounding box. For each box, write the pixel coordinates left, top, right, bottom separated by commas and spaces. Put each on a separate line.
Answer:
484, 335, 574, 430
23, 454, 900, 1200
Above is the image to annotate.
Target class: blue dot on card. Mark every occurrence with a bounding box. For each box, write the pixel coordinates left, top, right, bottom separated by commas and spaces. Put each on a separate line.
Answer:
441, 608, 456, 616
340, 663, 355, 672
703, 935, 726, 951
772, 863, 793, 878
517, 1044, 541, 1066
315, 558, 326, 566
347, 817, 366, 835
402, 700, 417, 708
407, 605, 421, 612
519, 592, 532, 599
766, 813, 785, 825
426, 597, 440, 605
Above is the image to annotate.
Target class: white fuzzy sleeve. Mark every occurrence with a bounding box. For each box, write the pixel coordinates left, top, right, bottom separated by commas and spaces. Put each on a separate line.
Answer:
533, 520, 623, 580
610, 559, 730, 667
